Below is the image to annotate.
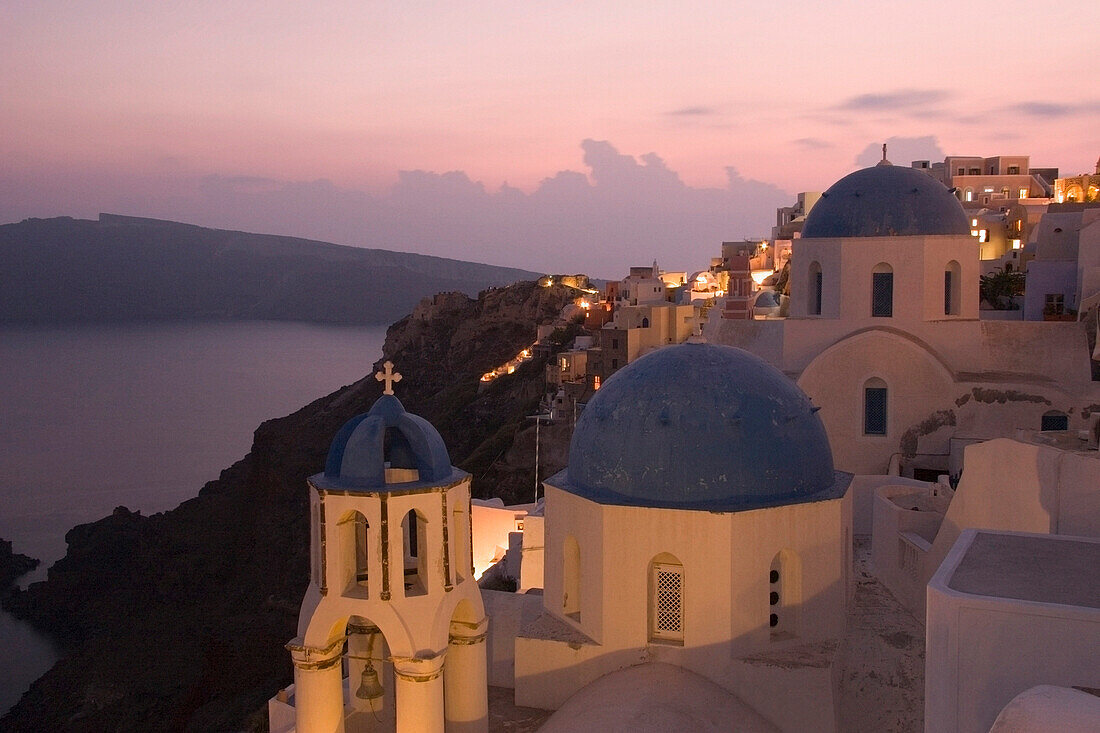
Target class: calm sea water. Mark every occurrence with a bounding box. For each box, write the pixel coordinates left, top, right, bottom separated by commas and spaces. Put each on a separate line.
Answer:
0, 321, 388, 714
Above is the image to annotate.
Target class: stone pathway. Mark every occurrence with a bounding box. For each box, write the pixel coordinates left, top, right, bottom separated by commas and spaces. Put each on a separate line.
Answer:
489, 686, 552, 733
836, 538, 926, 732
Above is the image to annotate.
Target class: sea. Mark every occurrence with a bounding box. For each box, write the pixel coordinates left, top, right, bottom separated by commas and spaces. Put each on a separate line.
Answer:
0, 320, 388, 714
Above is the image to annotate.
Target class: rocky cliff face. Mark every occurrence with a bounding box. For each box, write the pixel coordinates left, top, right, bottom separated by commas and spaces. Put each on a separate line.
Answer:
1, 280, 575, 732
0, 539, 38, 589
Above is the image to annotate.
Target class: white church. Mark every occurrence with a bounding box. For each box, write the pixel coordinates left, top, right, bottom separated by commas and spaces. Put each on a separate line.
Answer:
268, 161, 1100, 733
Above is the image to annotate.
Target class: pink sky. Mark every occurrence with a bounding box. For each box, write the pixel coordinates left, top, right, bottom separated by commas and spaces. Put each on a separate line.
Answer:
2, 1, 1098, 273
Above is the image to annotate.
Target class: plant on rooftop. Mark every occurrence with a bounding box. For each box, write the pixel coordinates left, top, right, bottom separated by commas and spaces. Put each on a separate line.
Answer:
979, 267, 1025, 310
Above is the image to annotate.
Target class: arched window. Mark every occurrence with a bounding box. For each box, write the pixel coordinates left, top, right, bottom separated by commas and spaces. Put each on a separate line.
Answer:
808, 261, 822, 315
769, 550, 801, 640
338, 510, 369, 597
864, 377, 888, 436
402, 509, 428, 596
944, 260, 961, 316
640, 317, 650, 328
649, 553, 684, 644
871, 263, 893, 317
1041, 410, 1069, 432
964, 188, 974, 202
563, 535, 580, 620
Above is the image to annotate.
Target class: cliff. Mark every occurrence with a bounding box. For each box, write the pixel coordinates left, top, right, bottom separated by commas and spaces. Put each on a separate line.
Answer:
0, 215, 540, 325
1, 280, 576, 731
0, 539, 38, 589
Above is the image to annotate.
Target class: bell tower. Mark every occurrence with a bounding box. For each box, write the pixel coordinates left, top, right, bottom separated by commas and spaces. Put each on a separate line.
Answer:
273, 362, 488, 733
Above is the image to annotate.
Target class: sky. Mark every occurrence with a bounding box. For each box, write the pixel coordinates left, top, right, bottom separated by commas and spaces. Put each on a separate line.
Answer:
2, 1, 1098, 277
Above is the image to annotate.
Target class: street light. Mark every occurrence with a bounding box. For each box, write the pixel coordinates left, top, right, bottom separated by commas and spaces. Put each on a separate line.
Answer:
526, 412, 552, 503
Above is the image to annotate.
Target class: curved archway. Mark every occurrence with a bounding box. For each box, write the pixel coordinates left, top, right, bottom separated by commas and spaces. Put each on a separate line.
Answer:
337, 510, 370, 597
1041, 410, 1068, 432
944, 260, 962, 316
808, 260, 823, 315
769, 550, 802, 640
648, 552, 684, 643
871, 262, 894, 317
563, 535, 580, 620
863, 377, 888, 436
402, 509, 429, 597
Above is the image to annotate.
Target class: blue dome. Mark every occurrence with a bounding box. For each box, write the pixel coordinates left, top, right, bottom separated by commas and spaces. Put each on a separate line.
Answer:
323, 394, 456, 489
801, 163, 970, 238
561, 343, 841, 510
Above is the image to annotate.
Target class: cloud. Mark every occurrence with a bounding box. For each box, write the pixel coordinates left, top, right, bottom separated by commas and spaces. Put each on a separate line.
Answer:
793, 137, 832, 149
853, 136, 945, 168
5, 141, 790, 278
1004, 100, 1100, 118
665, 106, 718, 116
836, 89, 952, 111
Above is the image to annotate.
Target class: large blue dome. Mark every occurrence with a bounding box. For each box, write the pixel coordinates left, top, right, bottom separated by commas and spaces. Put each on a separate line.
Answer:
560, 343, 842, 510
801, 163, 970, 238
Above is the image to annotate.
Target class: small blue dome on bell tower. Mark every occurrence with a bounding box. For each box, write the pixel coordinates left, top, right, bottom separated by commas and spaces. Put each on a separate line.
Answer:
322, 362, 458, 490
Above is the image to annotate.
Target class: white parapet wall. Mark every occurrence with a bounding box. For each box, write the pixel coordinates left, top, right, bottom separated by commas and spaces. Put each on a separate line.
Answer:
925, 529, 1100, 733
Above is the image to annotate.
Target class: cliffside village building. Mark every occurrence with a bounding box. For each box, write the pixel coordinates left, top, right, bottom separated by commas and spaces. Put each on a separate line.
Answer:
269, 153, 1100, 733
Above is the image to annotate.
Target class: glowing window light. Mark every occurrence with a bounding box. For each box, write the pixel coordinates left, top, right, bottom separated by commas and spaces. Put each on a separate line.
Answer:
1012, 239, 1022, 249
978, 230, 988, 243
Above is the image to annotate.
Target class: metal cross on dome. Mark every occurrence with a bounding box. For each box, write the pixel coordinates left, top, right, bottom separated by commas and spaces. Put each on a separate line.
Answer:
375, 361, 402, 395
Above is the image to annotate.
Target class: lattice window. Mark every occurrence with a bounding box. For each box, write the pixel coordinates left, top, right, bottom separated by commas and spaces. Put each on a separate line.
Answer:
871, 272, 893, 317
864, 386, 887, 436
1041, 411, 1068, 432
651, 563, 684, 641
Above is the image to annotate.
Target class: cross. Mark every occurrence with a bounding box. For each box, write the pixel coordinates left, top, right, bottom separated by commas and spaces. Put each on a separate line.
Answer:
375, 361, 402, 395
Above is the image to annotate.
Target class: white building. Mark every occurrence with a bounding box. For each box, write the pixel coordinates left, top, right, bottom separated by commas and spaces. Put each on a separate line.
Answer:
926, 529, 1100, 733
506, 342, 853, 731
708, 160, 1100, 477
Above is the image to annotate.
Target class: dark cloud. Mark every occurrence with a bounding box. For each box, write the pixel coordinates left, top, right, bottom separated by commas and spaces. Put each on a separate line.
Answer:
853, 136, 945, 168
1004, 101, 1100, 118
836, 89, 952, 111
4, 141, 789, 278
793, 137, 832, 149
665, 106, 718, 116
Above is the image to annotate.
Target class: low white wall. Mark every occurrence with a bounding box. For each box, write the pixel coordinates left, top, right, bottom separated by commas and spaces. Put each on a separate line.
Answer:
870, 485, 944, 616
925, 531, 1100, 733
849, 475, 930, 536
481, 589, 543, 688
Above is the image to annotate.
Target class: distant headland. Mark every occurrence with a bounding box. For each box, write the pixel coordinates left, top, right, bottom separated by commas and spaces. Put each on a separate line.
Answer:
0, 214, 541, 326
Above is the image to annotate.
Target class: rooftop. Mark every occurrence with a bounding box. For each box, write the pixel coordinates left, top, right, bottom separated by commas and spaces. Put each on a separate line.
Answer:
946, 531, 1100, 609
